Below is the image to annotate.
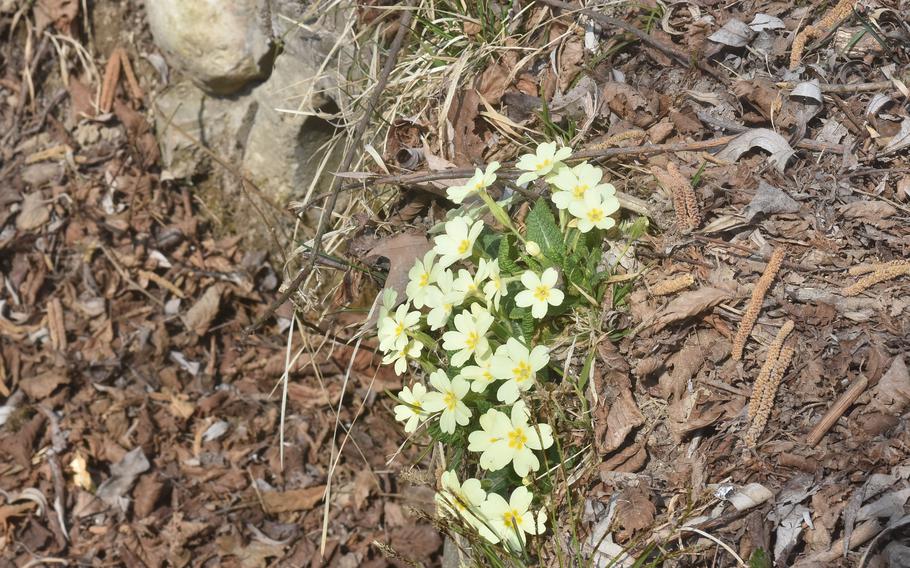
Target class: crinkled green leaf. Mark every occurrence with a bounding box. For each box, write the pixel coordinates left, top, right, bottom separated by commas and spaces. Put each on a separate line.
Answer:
526, 199, 565, 264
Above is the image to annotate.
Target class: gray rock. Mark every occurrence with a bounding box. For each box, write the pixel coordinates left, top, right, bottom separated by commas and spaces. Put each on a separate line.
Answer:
151, 1, 356, 214
145, 0, 275, 95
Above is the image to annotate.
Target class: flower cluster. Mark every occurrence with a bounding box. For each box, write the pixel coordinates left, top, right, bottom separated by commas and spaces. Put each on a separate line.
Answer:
377, 142, 621, 552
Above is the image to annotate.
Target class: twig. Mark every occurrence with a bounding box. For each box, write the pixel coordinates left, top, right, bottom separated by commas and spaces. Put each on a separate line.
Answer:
535, 0, 726, 82
806, 375, 869, 447
245, 1, 417, 336
99, 48, 121, 114
337, 136, 739, 195
775, 80, 897, 94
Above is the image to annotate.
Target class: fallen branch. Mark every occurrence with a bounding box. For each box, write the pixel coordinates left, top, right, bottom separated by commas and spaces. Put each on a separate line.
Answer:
806, 375, 869, 447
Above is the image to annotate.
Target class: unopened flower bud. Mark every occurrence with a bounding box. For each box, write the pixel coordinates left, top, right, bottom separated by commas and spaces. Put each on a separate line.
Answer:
525, 241, 541, 257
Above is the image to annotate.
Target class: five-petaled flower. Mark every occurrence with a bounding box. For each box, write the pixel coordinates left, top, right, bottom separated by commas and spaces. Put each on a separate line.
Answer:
490, 338, 549, 403
382, 340, 422, 376
480, 486, 547, 550
435, 471, 490, 534
441, 303, 494, 366
468, 401, 554, 477
377, 303, 421, 352
406, 250, 443, 309
549, 162, 602, 210
423, 370, 472, 434
568, 189, 620, 233
516, 142, 572, 185
433, 216, 484, 269
424, 269, 464, 331
394, 382, 429, 433
447, 162, 500, 204
514, 268, 564, 319
462, 355, 496, 393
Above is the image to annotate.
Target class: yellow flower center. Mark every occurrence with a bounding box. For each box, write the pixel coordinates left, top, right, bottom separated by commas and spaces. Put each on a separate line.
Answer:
443, 391, 458, 411
512, 360, 531, 383
457, 239, 471, 254
572, 184, 588, 198
533, 285, 551, 302
412, 402, 423, 412
508, 427, 528, 450
473, 180, 484, 191
502, 509, 521, 529
419, 271, 430, 286
465, 331, 479, 350
536, 158, 552, 172
394, 322, 405, 337
587, 208, 604, 222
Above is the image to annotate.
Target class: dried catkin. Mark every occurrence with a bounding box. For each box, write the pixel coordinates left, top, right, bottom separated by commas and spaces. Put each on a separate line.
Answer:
651, 274, 695, 296
651, 164, 699, 231
843, 260, 910, 296
789, 0, 854, 69
594, 129, 646, 149
731, 246, 787, 361
747, 319, 794, 420
668, 162, 700, 229
848, 260, 905, 276
745, 342, 796, 447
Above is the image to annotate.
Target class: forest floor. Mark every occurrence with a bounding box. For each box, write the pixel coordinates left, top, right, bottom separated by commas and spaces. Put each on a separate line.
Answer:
2, 0, 910, 567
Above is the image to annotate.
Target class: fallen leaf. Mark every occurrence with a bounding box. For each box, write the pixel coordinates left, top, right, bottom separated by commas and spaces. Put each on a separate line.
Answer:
708, 19, 754, 47
21, 369, 69, 400
749, 14, 785, 31
744, 180, 801, 221
883, 117, 910, 154
868, 355, 910, 414
649, 287, 732, 332
261, 486, 325, 513
839, 201, 897, 223
69, 454, 95, 492
217, 534, 284, 568
363, 233, 433, 324
590, 342, 644, 456
476, 61, 510, 106
716, 128, 795, 173
182, 284, 223, 335
557, 35, 585, 91
96, 447, 151, 513
16, 192, 51, 231
725, 482, 774, 511
615, 485, 655, 535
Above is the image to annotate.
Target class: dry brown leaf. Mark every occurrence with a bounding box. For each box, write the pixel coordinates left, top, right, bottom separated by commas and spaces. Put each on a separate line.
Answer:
649, 287, 731, 333
448, 89, 484, 166
16, 192, 50, 231
364, 233, 432, 314
182, 284, 223, 335
476, 62, 510, 106
389, 525, 443, 563
261, 486, 325, 513
34, 0, 78, 33
557, 35, 585, 92
839, 201, 897, 224
593, 343, 644, 454
868, 355, 910, 414
615, 485, 656, 535
352, 469, 374, 511
21, 369, 69, 399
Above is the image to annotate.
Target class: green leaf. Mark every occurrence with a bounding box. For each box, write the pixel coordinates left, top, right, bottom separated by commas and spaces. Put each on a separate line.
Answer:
525, 199, 565, 264
498, 236, 520, 274
749, 549, 771, 568
426, 419, 462, 445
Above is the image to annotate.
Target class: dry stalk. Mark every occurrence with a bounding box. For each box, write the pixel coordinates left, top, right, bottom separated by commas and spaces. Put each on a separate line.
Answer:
789, 0, 854, 69
651, 273, 695, 296
730, 246, 787, 361
744, 342, 795, 447
99, 49, 121, 113
806, 375, 869, 447
117, 48, 144, 103
843, 260, 910, 296
747, 320, 794, 420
